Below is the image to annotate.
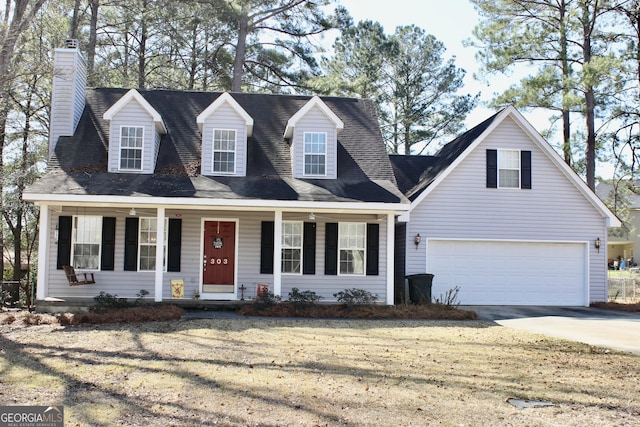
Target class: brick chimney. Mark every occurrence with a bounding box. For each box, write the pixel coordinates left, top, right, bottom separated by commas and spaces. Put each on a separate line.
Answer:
49, 39, 86, 157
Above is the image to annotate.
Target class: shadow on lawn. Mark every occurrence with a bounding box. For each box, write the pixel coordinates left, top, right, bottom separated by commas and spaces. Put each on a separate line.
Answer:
0, 331, 356, 426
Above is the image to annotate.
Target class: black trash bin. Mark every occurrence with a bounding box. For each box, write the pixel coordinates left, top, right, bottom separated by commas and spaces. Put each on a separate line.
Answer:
406, 274, 434, 304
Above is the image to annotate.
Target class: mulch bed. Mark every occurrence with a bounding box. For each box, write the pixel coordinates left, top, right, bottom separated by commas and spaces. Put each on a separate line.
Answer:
591, 301, 640, 312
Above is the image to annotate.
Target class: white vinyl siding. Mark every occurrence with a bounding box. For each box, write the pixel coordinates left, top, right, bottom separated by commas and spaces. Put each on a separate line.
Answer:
138, 217, 168, 271
212, 129, 236, 173
45, 210, 389, 303
119, 126, 144, 170
303, 132, 327, 176
71, 215, 102, 271
406, 118, 607, 301
498, 149, 520, 188
49, 47, 86, 154
282, 221, 302, 274
292, 106, 338, 179
107, 101, 160, 174
405, 116, 608, 304
201, 103, 247, 176
339, 222, 366, 275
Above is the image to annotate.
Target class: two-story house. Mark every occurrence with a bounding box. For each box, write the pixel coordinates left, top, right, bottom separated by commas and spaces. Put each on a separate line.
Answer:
25, 41, 620, 307
25, 41, 409, 305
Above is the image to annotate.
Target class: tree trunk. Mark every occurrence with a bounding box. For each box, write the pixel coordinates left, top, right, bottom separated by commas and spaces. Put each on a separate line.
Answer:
87, 0, 99, 86
559, 0, 572, 166
70, 0, 82, 39
582, 2, 596, 190
188, 23, 197, 90
138, 5, 148, 89
232, 14, 249, 92
0, 109, 6, 289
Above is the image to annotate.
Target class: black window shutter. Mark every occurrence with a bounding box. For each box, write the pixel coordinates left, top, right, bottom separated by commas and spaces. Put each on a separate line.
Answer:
303, 222, 316, 275
56, 216, 72, 269
260, 221, 274, 274
486, 149, 497, 188
101, 217, 116, 271
366, 223, 379, 276
521, 150, 532, 189
124, 217, 139, 271
167, 218, 182, 272
325, 223, 338, 275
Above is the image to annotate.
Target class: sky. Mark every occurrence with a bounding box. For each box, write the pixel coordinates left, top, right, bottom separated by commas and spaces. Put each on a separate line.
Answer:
332, 0, 507, 127
331, 0, 615, 178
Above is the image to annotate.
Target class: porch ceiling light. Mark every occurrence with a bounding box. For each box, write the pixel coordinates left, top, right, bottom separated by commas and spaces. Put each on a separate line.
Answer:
129, 208, 137, 216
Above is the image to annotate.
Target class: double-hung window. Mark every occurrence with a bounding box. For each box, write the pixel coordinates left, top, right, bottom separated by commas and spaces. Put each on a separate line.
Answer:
282, 221, 302, 274
304, 132, 326, 176
120, 126, 144, 170
213, 129, 236, 173
339, 222, 366, 275
71, 216, 102, 270
498, 150, 520, 188
139, 217, 168, 271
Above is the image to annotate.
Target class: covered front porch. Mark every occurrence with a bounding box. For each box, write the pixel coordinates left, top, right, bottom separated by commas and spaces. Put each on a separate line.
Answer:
35, 200, 405, 305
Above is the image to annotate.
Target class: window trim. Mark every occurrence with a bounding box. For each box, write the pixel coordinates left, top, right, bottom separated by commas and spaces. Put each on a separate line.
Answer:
118, 125, 145, 171
281, 220, 303, 275
70, 215, 102, 271
303, 131, 327, 177
212, 128, 237, 174
138, 217, 169, 272
497, 149, 521, 189
338, 222, 366, 276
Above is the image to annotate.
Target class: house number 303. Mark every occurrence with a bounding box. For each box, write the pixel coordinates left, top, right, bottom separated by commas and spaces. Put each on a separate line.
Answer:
210, 258, 228, 265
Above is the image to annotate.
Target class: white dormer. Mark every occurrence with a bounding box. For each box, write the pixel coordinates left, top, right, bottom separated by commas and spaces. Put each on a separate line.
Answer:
197, 92, 253, 176
285, 96, 343, 180
103, 89, 166, 174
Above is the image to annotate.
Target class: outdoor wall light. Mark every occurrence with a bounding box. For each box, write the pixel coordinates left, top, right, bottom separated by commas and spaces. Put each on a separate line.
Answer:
595, 237, 601, 253
414, 233, 421, 248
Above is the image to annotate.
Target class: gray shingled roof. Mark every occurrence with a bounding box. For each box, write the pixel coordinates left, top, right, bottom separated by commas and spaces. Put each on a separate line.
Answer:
389, 111, 501, 201
28, 89, 406, 205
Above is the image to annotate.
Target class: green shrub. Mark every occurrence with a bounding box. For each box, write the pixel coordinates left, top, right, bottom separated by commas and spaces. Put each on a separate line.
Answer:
334, 288, 378, 305
288, 287, 322, 308
253, 290, 281, 310
93, 291, 129, 310
135, 289, 150, 305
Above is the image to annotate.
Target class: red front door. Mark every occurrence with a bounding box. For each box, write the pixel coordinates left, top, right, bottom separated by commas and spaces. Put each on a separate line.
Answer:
202, 221, 235, 293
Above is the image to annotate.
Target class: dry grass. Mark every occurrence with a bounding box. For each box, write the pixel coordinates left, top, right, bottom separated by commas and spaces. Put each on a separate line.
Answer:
0, 316, 638, 426
0, 305, 185, 327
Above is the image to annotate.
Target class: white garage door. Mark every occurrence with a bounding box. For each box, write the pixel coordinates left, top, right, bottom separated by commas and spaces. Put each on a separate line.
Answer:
427, 240, 587, 306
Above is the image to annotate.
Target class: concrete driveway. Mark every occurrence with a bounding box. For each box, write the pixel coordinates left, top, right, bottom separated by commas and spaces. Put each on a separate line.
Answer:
465, 306, 640, 355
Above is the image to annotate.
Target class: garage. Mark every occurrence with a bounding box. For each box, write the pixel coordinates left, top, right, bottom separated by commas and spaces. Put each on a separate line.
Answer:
426, 240, 587, 306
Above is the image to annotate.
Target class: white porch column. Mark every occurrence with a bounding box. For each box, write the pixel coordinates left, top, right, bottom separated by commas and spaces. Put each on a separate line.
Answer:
386, 213, 395, 305
36, 205, 50, 300
154, 207, 166, 302
273, 210, 283, 297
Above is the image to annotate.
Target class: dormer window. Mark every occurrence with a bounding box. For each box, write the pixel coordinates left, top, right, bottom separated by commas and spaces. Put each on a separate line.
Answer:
197, 93, 253, 177
213, 129, 236, 173
304, 132, 327, 176
285, 96, 343, 180
103, 89, 166, 174
119, 126, 144, 170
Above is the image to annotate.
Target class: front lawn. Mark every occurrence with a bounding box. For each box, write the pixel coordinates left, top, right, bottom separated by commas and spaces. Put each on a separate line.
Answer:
1, 317, 638, 426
